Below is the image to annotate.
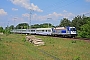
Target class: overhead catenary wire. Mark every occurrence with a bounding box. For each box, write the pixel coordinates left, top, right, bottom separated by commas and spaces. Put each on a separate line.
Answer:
41, 0, 67, 11
68, 11, 90, 20
41, 0, 78, 15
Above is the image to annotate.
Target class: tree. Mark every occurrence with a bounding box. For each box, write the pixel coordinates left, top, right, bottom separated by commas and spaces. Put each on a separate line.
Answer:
16, 23, 29, 29
79, 17, 90, 38
0, 27, 3, 32
59, 18, 71, 27
31, 24, 40, 28
9, 25, 14, 30
4, 26, 11, 35
72, 15, 87, 30
40, 23, 53, 28
31, 23, 54, 28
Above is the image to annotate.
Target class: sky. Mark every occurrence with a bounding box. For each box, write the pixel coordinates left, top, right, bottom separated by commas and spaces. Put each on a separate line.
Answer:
0, 0, 90, 28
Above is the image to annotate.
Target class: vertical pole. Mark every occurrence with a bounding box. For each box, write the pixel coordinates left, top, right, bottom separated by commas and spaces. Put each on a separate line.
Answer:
29, 9, 31, 35
29, 8, 34, 35
14, 18, 16, 30
14, 17, 17, 34
47, 18, 52, 28
47, 18, 49, 28
7, 21, 9, 31
14, 19, 15, 30
29, 1, 34, 35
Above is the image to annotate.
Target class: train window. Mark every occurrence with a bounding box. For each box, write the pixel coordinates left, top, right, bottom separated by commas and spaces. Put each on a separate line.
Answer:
48, 30, 51, 32
31, 30, 35, 32
37, 30, 39, 32
70, 28, 76, 31
37, 30, 41, 32
46, 30, 47, 32
28, 30, 31, 32
37, 30, 43, 32
42, 30, 44, 32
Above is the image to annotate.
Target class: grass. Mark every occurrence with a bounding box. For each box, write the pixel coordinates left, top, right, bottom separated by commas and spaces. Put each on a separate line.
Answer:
0, 34, 90, 60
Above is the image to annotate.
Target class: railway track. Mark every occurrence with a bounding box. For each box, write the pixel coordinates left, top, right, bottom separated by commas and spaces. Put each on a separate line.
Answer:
35, 35, 90, 41
56, 37, 90, 41
73, 37, 90, 41
54, 36, 90, 41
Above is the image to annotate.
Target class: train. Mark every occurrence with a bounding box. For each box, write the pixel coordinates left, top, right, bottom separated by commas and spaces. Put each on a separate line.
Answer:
10, 26, 77, 37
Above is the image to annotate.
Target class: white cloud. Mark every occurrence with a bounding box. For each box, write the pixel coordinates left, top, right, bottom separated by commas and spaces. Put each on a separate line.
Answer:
0, 9, 7, 16
10, 0, 43, 12
12, 8, 18, 11
22, 11, 75, 21
86, 0, 90, 2
9, 16, 25, 26
63, 10, 67, 13
11, 11, 74, 25
62, 13, 74, 19
22, 13, 30, 18
12, 17, 24, 21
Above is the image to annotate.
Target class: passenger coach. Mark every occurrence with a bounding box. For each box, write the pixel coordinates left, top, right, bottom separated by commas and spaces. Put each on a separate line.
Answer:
11, 29, 36, 34
36, 28, 52, 35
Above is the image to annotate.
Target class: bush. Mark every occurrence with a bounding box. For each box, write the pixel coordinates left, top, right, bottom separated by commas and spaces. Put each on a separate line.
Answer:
73, 56, 80, 60
71, 40, 76, 43
22, 38, 26, 42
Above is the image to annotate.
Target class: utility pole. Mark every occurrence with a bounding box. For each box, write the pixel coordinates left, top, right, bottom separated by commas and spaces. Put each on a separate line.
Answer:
29, 8, 34, 35
47, 18, 52, 28
7, 21, 9, 30
29, 9, 31, 35
29, 9, 32, 30
13, 17, 17, 34
14, 18, 16, 28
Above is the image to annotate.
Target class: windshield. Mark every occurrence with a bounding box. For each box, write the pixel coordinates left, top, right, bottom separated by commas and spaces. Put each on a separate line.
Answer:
70, 28, 76, 31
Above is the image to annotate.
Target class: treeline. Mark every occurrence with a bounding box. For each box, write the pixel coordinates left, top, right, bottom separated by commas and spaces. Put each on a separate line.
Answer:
0, 15, 90, 38
59, 15, 90, 38
0, 23, 54, 35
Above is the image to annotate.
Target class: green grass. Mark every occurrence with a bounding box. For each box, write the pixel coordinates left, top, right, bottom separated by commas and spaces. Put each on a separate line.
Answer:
0, 34, 90, 60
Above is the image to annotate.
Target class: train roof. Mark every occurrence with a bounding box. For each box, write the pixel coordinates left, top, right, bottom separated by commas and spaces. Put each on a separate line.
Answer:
69, 27, 76, 28
54, 27, 66, 29
36, 28, 52, 30
54, 27, 76, 30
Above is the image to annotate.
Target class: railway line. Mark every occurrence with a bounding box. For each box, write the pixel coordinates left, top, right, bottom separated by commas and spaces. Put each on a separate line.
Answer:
72, 37, 90, 41
35, 35, 90, 41
52, 36, 90, 40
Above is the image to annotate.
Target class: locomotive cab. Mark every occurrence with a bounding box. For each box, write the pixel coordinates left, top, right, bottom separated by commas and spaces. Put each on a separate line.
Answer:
70, 27, 76, 34
68, 27, 77, 37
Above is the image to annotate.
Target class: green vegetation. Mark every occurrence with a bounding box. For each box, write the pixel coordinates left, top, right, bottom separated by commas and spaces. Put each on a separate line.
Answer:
0, 27, 3, 32
31, 23, 54, 28
0, 15, 90, 38
0, 34, 90, 60
15, 23, 54, 29
59, 15, 90, 38
79, 17, 90, 38
16, 23, 29, 29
